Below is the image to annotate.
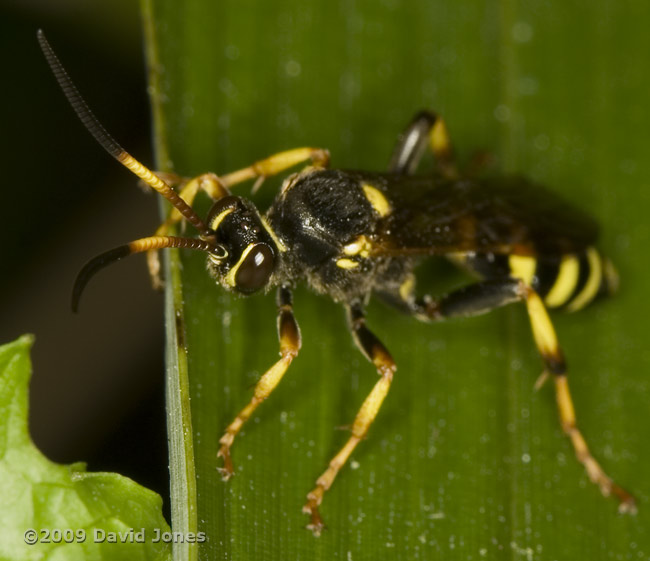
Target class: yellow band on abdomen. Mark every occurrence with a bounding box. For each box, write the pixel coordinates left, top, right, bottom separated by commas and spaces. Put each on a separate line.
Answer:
544, 254, 580, 308
566, 247, 602, 312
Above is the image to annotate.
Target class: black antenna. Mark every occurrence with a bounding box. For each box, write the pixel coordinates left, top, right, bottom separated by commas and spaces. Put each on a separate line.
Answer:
72, 236, 227, 312
37, 30, 213, 238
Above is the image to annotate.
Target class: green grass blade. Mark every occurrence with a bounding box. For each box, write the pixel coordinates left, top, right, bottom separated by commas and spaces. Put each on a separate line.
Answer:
142, 1, 650, 559
141, 3, 199, 561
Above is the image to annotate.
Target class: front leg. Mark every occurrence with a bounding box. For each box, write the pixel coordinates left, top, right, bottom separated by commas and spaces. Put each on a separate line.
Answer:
218, 286, 301, 478
303, 304, 396, 536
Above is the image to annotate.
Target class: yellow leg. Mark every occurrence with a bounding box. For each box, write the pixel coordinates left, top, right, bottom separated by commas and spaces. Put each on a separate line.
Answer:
303, 305, 396, 536
380, 277, 635, 515
220, 146, 330, 192
157, 148, 329, 234
218, 287, 301, 478
147, 173, 230, 288
523, 287, 636, 513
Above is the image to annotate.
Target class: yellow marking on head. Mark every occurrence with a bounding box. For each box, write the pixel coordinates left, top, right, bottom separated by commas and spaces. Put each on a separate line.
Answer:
362, 184, 391, 217
336, 258, 359, 269
342, 235, 372, 258
399, 275, 416, 302
544, 255, 580, 308
509, 255, 537, 285
209, 207, 234, 231
430, 119, 451, 156
224, 243, 257, 287
566, 247, 602, 312
261, 216, 287, 252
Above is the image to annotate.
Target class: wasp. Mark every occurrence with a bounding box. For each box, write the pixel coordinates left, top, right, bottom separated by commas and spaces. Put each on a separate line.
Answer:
39, 31, 636, 535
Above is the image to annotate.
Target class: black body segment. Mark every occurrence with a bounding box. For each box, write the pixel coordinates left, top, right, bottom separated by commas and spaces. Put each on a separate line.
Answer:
267, 169, 385, 302
436, 278, 522, 318
268, 169, 377, 267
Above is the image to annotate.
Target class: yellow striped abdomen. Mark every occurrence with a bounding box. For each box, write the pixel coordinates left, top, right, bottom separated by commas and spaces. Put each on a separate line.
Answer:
453, 247, 618, 312
508, 247, 617, 311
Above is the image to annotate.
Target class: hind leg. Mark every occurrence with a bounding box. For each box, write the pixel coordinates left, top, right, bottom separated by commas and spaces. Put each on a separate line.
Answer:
378, 276, 636, 513
388, 110, 457, 177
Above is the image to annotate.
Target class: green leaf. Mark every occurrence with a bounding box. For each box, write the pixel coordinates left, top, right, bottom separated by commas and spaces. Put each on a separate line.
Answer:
142, 1, 650, 559
0, 336, 171, 561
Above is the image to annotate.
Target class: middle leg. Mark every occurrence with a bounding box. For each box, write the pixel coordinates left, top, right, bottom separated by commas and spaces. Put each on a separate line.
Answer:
303, 303, 396, 536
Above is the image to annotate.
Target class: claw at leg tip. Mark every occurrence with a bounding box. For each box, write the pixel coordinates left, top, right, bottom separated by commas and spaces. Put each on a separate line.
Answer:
307, 522, 324, 538
618, 497, 638, 515
303, 502, 325, 537
217, 447, 234, 480
217, 466, 233, 481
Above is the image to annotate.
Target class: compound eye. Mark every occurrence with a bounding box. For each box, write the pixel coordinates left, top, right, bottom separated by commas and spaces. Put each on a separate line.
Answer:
235, 243, 275, 293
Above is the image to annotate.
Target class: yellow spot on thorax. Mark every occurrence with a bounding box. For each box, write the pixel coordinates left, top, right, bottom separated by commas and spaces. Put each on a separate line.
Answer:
362, 184, 391, 217
342, 235, 372, 258
336, 258, 360, 269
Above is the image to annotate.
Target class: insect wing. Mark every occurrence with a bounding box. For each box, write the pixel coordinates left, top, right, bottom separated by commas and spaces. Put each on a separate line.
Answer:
362, 173, 600, 258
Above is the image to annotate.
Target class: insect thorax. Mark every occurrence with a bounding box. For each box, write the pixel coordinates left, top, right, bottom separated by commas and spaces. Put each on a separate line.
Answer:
267, 169, 389, 302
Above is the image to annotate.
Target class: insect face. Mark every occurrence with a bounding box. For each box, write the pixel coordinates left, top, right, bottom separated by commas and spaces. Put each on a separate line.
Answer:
206, 195, 278, 294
